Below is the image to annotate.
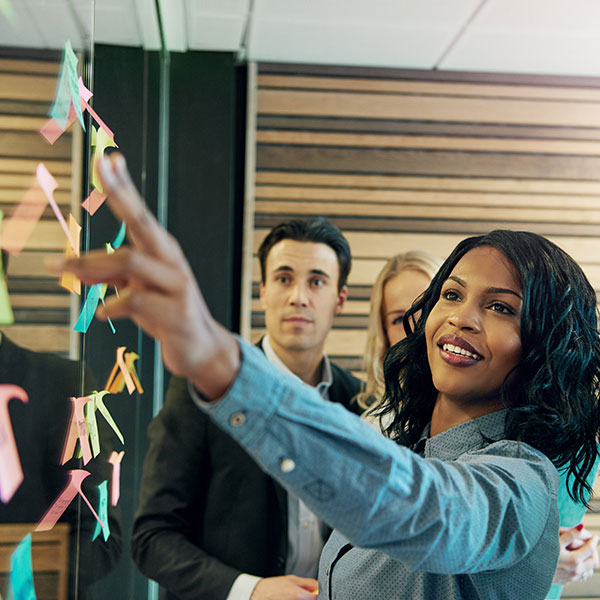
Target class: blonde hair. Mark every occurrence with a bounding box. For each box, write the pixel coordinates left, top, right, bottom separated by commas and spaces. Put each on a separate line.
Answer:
355, 251, 443, 410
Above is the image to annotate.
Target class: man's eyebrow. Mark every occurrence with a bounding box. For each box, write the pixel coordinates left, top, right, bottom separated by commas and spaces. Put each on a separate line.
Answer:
273, 266, 331, 279
447, 276, 522, 300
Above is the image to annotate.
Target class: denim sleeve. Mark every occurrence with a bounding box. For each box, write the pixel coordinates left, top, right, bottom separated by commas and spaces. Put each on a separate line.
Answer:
194, 339, 558, 575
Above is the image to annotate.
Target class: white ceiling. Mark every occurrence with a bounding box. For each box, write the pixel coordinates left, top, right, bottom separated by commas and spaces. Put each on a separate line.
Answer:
2, 0, 600, 77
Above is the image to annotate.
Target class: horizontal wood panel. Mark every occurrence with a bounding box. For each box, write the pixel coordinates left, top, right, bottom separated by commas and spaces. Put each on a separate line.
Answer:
255, 199, 600, 224
0, 73, 57, 102
255, 186, 600, 210
258, 75, 600, 102
256, 172, 600, 194
0, 114, 48, 131
258, 89, 600, 127
0, 157, 72, 174
258, 116, 600, 141
0, 58, 60, 75
0, 131, 72, 159
257, 130, 600, 156
10, 293, 71, 308
2, 324, 70, 353
0, 172, 72, 188
257, 145, 600, 179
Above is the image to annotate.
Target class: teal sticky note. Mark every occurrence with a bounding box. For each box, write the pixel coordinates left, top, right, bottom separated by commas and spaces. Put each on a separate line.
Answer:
64, 41, 85, 130
92, 481, 110, 542
112, 222, 126, 249
49, 41, 84, 131
9, 534, 37, 600
73, 284, 101, 333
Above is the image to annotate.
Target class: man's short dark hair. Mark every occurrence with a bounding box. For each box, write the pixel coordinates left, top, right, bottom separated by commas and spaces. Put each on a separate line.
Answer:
258, 218, 351, 291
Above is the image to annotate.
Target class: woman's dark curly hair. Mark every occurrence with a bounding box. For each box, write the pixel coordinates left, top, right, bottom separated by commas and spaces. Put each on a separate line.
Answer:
377, 229, 600, 505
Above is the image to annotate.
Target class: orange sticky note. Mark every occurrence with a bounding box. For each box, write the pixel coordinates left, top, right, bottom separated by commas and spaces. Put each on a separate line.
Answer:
109, 451, 124, 506
35, 469, 107, 534
1, 177, 47, 255
36, 163, 77, 253
60, 396, 93, 466
0, 385, 28, 503
59, 214, 81, 295
105, 347, 143, 395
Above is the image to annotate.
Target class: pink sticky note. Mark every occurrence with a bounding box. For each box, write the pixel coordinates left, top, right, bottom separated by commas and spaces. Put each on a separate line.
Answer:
39, 104, 77, 145
117, 346, 136, 395
82, 189, 107, 216
60, 396, 93, 465
109, 451, 124, 506
0, 385, 28, 503
36, 469, 106, 533
1, 178, 48, 255
36, 163, 77, 253
78, 76, 93, 104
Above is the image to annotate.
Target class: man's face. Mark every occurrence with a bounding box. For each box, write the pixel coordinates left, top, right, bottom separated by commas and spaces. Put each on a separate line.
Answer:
260, 239, 347, 355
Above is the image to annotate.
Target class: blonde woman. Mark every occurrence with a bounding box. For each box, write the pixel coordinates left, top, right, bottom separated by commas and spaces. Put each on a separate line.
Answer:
356, 251, 442, 411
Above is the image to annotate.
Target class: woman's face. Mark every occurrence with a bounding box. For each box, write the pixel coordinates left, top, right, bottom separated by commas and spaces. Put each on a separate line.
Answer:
425, 246, 523, 408
382, 269, 432, 347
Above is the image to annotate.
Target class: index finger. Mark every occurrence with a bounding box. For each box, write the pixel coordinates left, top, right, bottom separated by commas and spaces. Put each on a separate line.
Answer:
97, 153, 168, 259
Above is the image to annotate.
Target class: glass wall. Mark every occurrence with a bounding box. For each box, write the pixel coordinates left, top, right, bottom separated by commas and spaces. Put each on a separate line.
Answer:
0, 3, 162, 598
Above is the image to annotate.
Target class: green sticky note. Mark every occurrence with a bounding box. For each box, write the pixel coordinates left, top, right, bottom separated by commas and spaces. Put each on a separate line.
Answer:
0, 212, 14, 325
49, 41, 84, 131
0, 0, 16, 24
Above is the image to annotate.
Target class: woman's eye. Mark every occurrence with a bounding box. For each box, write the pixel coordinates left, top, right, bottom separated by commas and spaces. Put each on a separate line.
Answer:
490, 302, 514, 315
441, 290, 459, 301
392, 315, 404, 325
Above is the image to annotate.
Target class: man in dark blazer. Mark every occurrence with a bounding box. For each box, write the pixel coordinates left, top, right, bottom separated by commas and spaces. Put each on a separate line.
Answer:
131, 218, 363, 600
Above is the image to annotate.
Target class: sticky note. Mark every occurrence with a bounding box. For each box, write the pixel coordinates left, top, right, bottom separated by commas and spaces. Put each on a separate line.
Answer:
112, 222, 126, 249
92, 481, 110, 542
73, 284, 101, 334
109, 451, 124, 506
105, 347, 143, 395
82, 189, 107, 216
90, 126, 117, 192
48, 55, 71, 131
36, 469, 106, 535
9, 534, 36, 600
0, 214, 14, 325
59, 214, 81, 295
60, 396, 93, 465
1, 177, 47, 255
0, 0, 17, 25
84, 399, 100, 459
36, 163, 77, 253
93, 391, 124, 445
0, 385, 28, 503
78, 79, 116, 144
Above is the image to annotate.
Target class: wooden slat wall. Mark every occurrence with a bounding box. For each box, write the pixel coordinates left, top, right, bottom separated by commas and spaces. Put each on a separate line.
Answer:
0, 56, 78, 354
246, 63, 600, 378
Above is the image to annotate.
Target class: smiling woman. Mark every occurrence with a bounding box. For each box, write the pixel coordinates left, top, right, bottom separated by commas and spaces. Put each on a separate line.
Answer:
61, 156, 600, 600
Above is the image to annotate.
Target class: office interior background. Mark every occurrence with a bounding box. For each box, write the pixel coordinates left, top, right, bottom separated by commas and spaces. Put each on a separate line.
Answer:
1, 0, 600, 597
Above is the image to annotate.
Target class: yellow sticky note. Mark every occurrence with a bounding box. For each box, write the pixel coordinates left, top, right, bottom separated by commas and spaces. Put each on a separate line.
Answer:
91, 126, 117, 192
60, 214, 81, 294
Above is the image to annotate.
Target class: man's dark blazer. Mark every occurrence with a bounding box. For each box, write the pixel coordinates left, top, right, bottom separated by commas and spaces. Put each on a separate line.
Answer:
0, 334, 122, 600
131, 342, 362, 600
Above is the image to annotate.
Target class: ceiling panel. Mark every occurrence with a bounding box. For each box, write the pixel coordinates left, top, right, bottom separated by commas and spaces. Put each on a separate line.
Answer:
247, 19, 457, 69
441, 0, 600, 76
93, 1, 143, 47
